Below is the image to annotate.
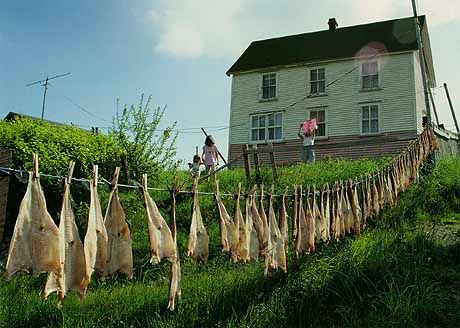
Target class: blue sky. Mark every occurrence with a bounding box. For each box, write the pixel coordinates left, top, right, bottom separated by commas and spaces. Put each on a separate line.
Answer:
1, 0, 460, 165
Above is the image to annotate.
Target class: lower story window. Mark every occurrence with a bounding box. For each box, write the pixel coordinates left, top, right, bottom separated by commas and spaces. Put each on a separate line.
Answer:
362, 105, 379, 134
309, 109, 326, 137
251, 112, 282, 142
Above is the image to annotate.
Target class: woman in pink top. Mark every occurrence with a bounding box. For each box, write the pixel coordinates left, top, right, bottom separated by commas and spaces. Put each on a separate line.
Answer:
202, 135, 219, 172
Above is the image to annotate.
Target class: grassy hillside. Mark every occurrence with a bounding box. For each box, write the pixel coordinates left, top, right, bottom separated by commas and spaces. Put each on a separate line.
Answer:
1, 158, 460, 327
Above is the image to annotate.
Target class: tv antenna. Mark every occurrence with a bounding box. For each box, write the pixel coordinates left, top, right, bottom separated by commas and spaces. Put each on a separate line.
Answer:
26, 72, 71, 120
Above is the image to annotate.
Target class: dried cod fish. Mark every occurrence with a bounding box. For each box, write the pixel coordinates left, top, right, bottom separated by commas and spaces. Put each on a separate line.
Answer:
5, 154, 60, 281
279, 187, 289, 253
44, 162, 88, 300
84, 165, 108, 281
104, 167, 133, 278
187, 179, 209, 263
142, 174, 176, 264
265, 186, 286, 275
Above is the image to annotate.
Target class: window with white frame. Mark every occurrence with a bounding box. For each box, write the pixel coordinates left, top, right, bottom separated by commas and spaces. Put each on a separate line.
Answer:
250, 112, 283, 142
309, 109, 326, 137
310, 68, 326, 94
361, 104, 379, 134
361, 61, 379, 89
262, 73, 277, 99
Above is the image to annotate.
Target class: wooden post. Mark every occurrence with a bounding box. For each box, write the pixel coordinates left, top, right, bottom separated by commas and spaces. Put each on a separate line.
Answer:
428, 88, 440, 126
252, 144, 261, 184
243, 144, 251, 180
268, 143, 278, 181
443, 83, 460, 135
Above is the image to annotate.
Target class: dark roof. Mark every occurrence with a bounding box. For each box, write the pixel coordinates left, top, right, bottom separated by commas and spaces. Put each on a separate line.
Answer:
3, 112, 67, 126
3, 112, 92, 132
227, 15, 435, 85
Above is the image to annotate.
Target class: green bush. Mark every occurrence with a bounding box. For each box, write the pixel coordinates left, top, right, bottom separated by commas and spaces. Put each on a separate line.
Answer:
0, 117, 122, 178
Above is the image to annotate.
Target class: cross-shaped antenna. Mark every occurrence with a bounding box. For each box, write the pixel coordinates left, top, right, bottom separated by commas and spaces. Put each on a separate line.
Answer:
26, 72, 71, 120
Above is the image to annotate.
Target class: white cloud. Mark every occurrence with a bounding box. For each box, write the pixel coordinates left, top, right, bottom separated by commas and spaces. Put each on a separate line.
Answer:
147, 0, 460, 59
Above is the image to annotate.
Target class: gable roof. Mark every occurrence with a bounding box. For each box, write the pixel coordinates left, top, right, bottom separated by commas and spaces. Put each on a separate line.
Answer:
227, 15, 435, 85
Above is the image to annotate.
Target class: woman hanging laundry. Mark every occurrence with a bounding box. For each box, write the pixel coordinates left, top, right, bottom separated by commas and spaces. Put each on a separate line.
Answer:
298, 119, 317, 163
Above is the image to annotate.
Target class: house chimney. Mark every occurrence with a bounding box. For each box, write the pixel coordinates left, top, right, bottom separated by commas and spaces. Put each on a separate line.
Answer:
328, 18, 338, 31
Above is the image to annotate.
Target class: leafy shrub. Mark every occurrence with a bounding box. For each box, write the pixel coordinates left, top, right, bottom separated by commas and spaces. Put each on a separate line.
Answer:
0, 117, 122, 178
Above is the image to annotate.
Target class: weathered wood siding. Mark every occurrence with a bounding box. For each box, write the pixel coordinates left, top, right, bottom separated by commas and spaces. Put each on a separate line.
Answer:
434, 127, 459, 160
228, 51, 421, 164
229, 130, 417, 167
0, 149, 11, 245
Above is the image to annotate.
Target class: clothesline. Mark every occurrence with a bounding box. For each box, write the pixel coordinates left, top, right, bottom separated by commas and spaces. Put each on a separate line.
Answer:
0, 164, 383, 199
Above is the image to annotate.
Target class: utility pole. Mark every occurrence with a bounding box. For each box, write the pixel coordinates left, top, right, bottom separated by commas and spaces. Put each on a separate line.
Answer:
40, 77, 49, 120
428, 89, 440, 126
411, 0, 432, 124
443, 83, 460, 135
26, 72, 71, 120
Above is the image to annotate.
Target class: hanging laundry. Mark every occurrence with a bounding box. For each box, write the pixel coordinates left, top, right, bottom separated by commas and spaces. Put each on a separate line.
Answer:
187, 179, 209, 263
104, 167, 133, 278
5, 154, 60, 280
142, 174, 176, 264
305, 188, 315, 253
279, 187, 289, 253
44, 161, 88, 300
84, 165, 108, 280
265, 185, 286, 275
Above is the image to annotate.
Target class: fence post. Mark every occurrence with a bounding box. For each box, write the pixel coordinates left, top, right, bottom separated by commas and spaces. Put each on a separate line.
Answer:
253, 144, 261, 184
243, 144, 251, 181
268, 143, 278, 181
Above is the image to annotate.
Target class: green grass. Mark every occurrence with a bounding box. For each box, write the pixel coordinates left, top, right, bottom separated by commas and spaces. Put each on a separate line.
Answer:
2, 157, 460, 327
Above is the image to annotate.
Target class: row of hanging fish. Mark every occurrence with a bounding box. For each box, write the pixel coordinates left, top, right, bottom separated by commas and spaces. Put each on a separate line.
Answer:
185, 126, 438, 274
3, 126, 438, 310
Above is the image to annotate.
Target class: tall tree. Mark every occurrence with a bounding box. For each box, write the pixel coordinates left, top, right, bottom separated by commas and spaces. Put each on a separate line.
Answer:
111, 94, 178, 181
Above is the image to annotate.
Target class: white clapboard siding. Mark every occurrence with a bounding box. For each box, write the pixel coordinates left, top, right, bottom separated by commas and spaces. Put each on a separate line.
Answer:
229, 51, 422, 145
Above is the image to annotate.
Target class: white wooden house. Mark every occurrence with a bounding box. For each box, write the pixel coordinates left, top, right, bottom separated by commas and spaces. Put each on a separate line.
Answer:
226, 16, 436, 166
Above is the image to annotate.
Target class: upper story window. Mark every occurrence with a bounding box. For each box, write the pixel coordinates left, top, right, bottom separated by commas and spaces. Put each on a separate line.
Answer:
361, 104, 379, 134
361, 61, 379, 89
251, 112, 283, 142
310, 68, 326, 94
262, 73, 277, 99
309, 109, 326, 137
